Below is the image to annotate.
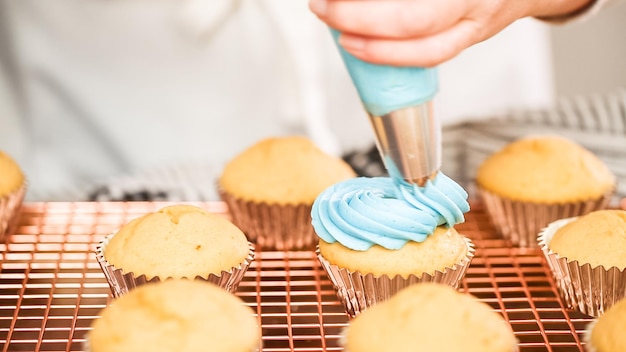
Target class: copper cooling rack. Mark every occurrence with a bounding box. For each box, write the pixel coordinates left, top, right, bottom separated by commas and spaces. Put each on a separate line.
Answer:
0, 201, 593, 352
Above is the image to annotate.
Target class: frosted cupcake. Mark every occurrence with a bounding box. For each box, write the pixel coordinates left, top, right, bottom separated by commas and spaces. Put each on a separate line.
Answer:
342, 283, 518, 352
219, 136, 356, 250
96, 205, 254, 297
477, 135, 615, 247
584, 297, 626, 352
538, 209, 626, 317
0, 151, 27, 241
312, 173, 473, 317
86, 280, 261, 352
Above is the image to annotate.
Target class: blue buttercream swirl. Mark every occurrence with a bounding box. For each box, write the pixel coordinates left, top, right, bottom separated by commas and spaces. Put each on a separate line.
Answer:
311, 173, 469, 251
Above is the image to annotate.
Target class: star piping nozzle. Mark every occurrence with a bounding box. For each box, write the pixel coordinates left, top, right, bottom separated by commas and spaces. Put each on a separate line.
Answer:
368, 101, 440, 186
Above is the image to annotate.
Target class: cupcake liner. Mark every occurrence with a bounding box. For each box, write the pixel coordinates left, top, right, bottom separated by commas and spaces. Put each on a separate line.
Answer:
95, 233, 255, 298
317, 237, 475, 318
0, 182, 27, 242
219, 190, 315, 251
538, 218, 626, 317
479, 186, 613, 248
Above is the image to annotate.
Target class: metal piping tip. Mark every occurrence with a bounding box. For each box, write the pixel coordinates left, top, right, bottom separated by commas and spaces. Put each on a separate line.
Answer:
368, 101, 441, 186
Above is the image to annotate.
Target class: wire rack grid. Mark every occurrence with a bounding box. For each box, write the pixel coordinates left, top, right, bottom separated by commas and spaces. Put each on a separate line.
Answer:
0, 201, 593, 352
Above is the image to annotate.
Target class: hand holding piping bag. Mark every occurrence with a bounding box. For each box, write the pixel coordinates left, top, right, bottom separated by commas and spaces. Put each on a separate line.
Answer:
310, 0, 596, 187
309, 0, 595, 67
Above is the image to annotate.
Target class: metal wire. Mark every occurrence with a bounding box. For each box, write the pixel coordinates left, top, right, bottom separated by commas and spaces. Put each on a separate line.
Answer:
0, 202, 593, 351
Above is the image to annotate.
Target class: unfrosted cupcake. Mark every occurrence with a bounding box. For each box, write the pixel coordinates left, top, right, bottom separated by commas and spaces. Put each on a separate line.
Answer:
86, 280, 261, 352
0, 151, 27, 241
584, 297, 626, 352
312, 174, 473, 317
96, 204, 254, 297
342, 283, 518, 352
477, 135, 615, 247
538, 209, 626, 317
218, 136, 356, 250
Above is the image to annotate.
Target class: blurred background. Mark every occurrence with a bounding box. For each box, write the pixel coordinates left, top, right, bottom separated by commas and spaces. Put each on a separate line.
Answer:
551, 0, 625, 96
0, 0, 625, 202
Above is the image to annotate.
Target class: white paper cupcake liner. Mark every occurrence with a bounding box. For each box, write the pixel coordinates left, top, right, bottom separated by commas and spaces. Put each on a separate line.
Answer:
479, 187, 613, 248
538, 218, 626, 317
95, 233, 255, 298
0, 182, 26, 242
317, 237, 475, 318
219, 190, 316, 251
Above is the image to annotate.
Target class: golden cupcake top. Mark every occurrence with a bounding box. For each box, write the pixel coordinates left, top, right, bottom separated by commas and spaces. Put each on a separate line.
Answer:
476, 135, 615, 203
88, 280, 260, 352
104, 205, 250, 279
343, 283, 517, 352
587, 297, 626, 352
219, 136, 356, 204
318, 226, 469, 278
549, 209, 626, 269
0, 151, 25, 195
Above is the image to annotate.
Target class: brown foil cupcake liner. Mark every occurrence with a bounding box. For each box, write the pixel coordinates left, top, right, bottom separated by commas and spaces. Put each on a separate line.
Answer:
95, 233, 255, 298
317, 237, 475, 318
538, 218, 626, 317
479, 187, 613, 248
219, 190, 315, 251
0, 182, 27, 242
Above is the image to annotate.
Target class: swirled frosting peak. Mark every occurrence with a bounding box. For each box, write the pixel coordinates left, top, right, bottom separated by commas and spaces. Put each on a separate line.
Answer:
311, 173, 469, 251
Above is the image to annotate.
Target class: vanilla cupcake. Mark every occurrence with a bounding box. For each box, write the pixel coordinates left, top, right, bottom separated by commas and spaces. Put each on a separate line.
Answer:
342, 283, 517, 352
86, 280, 261, 352
218, 136, 356, 250
0, 151, 27, 241
584, 297, 626, 352
96, 204, 254, 297
538, 209, 626, 317
477, 135, 615, 247
312, 174, 473, 317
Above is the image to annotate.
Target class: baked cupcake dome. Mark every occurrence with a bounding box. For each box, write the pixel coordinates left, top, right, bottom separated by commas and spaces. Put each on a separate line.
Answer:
539, 210, 626, 316
476, 135, 614, 203
476, 135, 615, 247
97, 205, 253, 296
585, 297, 626, 352
219, 136, 356, 205
0, 151, 27, 240
0, 151, 24, 196
342, 283, 517, 352
87, 280, 260, 352
549, 209, 626, 269
218, 136, 356, 250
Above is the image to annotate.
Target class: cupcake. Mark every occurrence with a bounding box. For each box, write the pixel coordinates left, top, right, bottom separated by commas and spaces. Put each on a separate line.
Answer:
96, 204, 254, 297
312, 174, 473, 317
86, 280, 261, 352
538, 209, 626, 317
584, 297, 626, 352
477, 135, 615, 247
342, 283, 518, 352
218, 136, 356, 250
0, 151, 27, 241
